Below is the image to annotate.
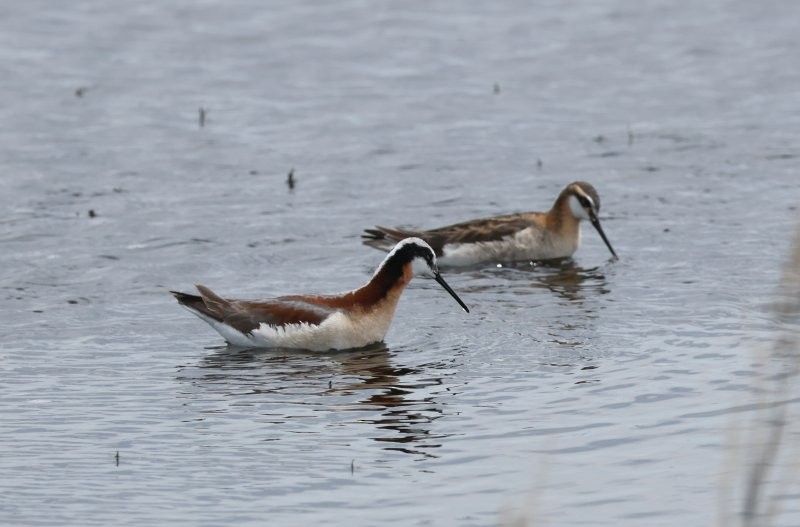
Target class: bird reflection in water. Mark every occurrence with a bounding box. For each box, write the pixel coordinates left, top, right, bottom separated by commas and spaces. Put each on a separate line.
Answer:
176, 344, 448, 458
532, 258, 611, 302
458, 257, 611, 303
325, 346, 448, 458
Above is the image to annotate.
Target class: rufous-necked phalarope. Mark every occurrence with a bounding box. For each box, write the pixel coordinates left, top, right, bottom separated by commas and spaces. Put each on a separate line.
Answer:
363, 181, 618, 267
171, 238, 469, 351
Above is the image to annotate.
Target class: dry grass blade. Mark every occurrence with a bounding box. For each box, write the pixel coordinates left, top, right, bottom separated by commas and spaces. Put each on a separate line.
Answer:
738, 224, 800, 526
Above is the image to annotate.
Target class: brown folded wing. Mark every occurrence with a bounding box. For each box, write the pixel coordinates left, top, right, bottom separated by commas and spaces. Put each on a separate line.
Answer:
174, 285, 337, 335
364, 213, 539, 255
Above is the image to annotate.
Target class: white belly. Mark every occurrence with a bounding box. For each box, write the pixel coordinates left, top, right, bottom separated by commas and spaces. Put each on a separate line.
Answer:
439, 227, 580, 267
195, 302, 399, 352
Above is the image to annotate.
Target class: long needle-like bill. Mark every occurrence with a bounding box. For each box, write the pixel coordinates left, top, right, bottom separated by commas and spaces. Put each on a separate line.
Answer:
590, 213, 618, 261
433, 272, 470, 313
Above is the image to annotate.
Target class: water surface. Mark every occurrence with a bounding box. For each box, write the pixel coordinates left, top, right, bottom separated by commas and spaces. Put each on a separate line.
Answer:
1, 1, 799, 525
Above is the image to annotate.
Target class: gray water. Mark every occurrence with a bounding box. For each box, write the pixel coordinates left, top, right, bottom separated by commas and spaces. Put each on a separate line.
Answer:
2, 1, 800, 525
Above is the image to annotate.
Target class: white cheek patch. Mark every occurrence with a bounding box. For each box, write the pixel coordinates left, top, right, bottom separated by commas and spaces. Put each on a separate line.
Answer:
411, 257, 434, 277
569, 195, 592, 220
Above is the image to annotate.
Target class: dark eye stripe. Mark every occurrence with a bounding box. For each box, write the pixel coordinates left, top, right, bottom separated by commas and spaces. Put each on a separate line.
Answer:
578, 193, 598, 209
